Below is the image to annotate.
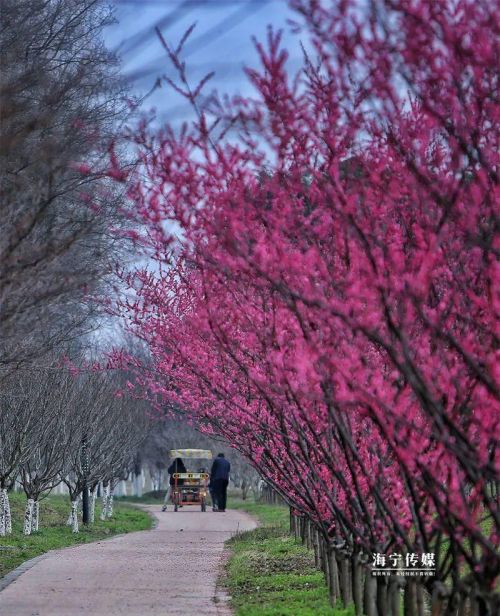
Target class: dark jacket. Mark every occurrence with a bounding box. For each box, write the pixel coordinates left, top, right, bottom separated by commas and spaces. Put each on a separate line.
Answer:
210, 457, 230, 481
168, 459, 186, 486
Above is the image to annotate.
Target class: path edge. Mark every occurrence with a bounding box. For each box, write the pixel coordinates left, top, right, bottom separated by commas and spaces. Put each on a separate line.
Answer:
0, 553, 48, 593
214, 508, 260, 615
0, 503, 156, 594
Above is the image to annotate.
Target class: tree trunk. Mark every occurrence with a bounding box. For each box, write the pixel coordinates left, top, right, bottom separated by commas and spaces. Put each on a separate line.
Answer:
363, 567, 378, 616
90, 488, 96, 524
431, 583, 448, 616
388, 575, 402, 616
457, 595, 469, 616
327, 545, 340, 606
133, 472, 142, 498
416, 583, 426, 616
340, 553, 351, 607
106, 488, 114, 518
404, 578, 417, 616
471, 595, 480, 616
351, 552, 364, 616
300, 516, 306, 543
23, 498, 34, 535
313, 529, 321, 569
4, 490, 12, 534
31, 500, 39, 532
475, 592, 498, 616
376, 575, 389, 616
70, 499, 79, 533
320, 538, 329, 584
100, 484, 109, 521
0, 489, 5, 536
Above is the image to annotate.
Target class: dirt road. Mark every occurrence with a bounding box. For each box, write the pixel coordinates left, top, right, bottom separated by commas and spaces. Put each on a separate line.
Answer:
0, 505, 256, 616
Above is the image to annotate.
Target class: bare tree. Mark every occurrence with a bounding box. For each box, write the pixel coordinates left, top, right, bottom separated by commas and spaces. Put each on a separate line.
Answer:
97, 396, 148, 520
61, 373, 115, 532
0, 0, 131, 370
18, 369, 81, 534
61, 372, 148, 531
0, 373, 40, 535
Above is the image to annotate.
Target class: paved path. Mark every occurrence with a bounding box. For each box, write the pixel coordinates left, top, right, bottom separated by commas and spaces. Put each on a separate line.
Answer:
0, 505, 256, 616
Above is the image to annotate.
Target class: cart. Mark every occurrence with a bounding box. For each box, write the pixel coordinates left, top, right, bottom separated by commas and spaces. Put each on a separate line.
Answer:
169, 448, 212, 512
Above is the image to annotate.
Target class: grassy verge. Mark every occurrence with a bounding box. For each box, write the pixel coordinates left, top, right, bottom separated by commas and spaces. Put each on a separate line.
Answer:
115, 490, 166, 505
0, 492, 152, 579
228, 498, 291, 527
225, 497, 354, 616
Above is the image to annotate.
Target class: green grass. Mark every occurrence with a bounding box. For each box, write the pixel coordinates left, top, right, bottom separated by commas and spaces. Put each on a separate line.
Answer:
225, 496, 354, 616
115, 490, 167, 504
229, 498, 291, 527
0, 492, 152, 579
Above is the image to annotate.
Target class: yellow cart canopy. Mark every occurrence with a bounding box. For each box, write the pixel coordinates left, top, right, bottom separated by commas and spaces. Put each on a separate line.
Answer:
173, 472, 209, 479
169, 448, 213, 459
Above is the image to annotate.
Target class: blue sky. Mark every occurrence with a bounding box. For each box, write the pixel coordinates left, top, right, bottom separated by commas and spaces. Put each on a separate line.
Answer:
105, 0, 303, 124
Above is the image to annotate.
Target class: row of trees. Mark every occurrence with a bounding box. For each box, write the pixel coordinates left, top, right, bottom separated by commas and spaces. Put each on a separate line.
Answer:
0, 367, 148, 535
108, 1, 498, 615
0, 0, 130, 373
0, 1, 147, 537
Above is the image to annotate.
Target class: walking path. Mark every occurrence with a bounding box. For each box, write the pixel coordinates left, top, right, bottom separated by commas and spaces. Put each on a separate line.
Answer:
0, 505, 256, 616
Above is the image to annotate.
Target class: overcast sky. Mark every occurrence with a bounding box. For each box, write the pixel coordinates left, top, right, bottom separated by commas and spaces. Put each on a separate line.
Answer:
105, 0, 302, 124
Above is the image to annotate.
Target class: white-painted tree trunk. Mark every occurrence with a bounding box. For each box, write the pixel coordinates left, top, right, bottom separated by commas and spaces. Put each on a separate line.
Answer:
23, 498, 34, 535
31, 500, 39, 532
70, 499, 79, 533
99, 485, 109, 521
133, 472, 143, 497
0, 489, 5, 536
54, 482, 68, 495
106, 488, 114, 518
90, 488, 96, 524
4, 490, 12, 534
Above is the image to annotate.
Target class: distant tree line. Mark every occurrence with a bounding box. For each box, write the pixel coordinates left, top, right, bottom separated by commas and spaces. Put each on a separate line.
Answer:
0, 366, 149, 535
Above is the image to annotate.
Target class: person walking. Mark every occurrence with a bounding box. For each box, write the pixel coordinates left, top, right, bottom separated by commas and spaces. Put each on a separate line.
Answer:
209, 453, 230, 512
162, 457, 186, 511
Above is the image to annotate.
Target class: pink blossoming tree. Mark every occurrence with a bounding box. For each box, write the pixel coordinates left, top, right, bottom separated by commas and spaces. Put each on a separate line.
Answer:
108, 1, 499, 614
